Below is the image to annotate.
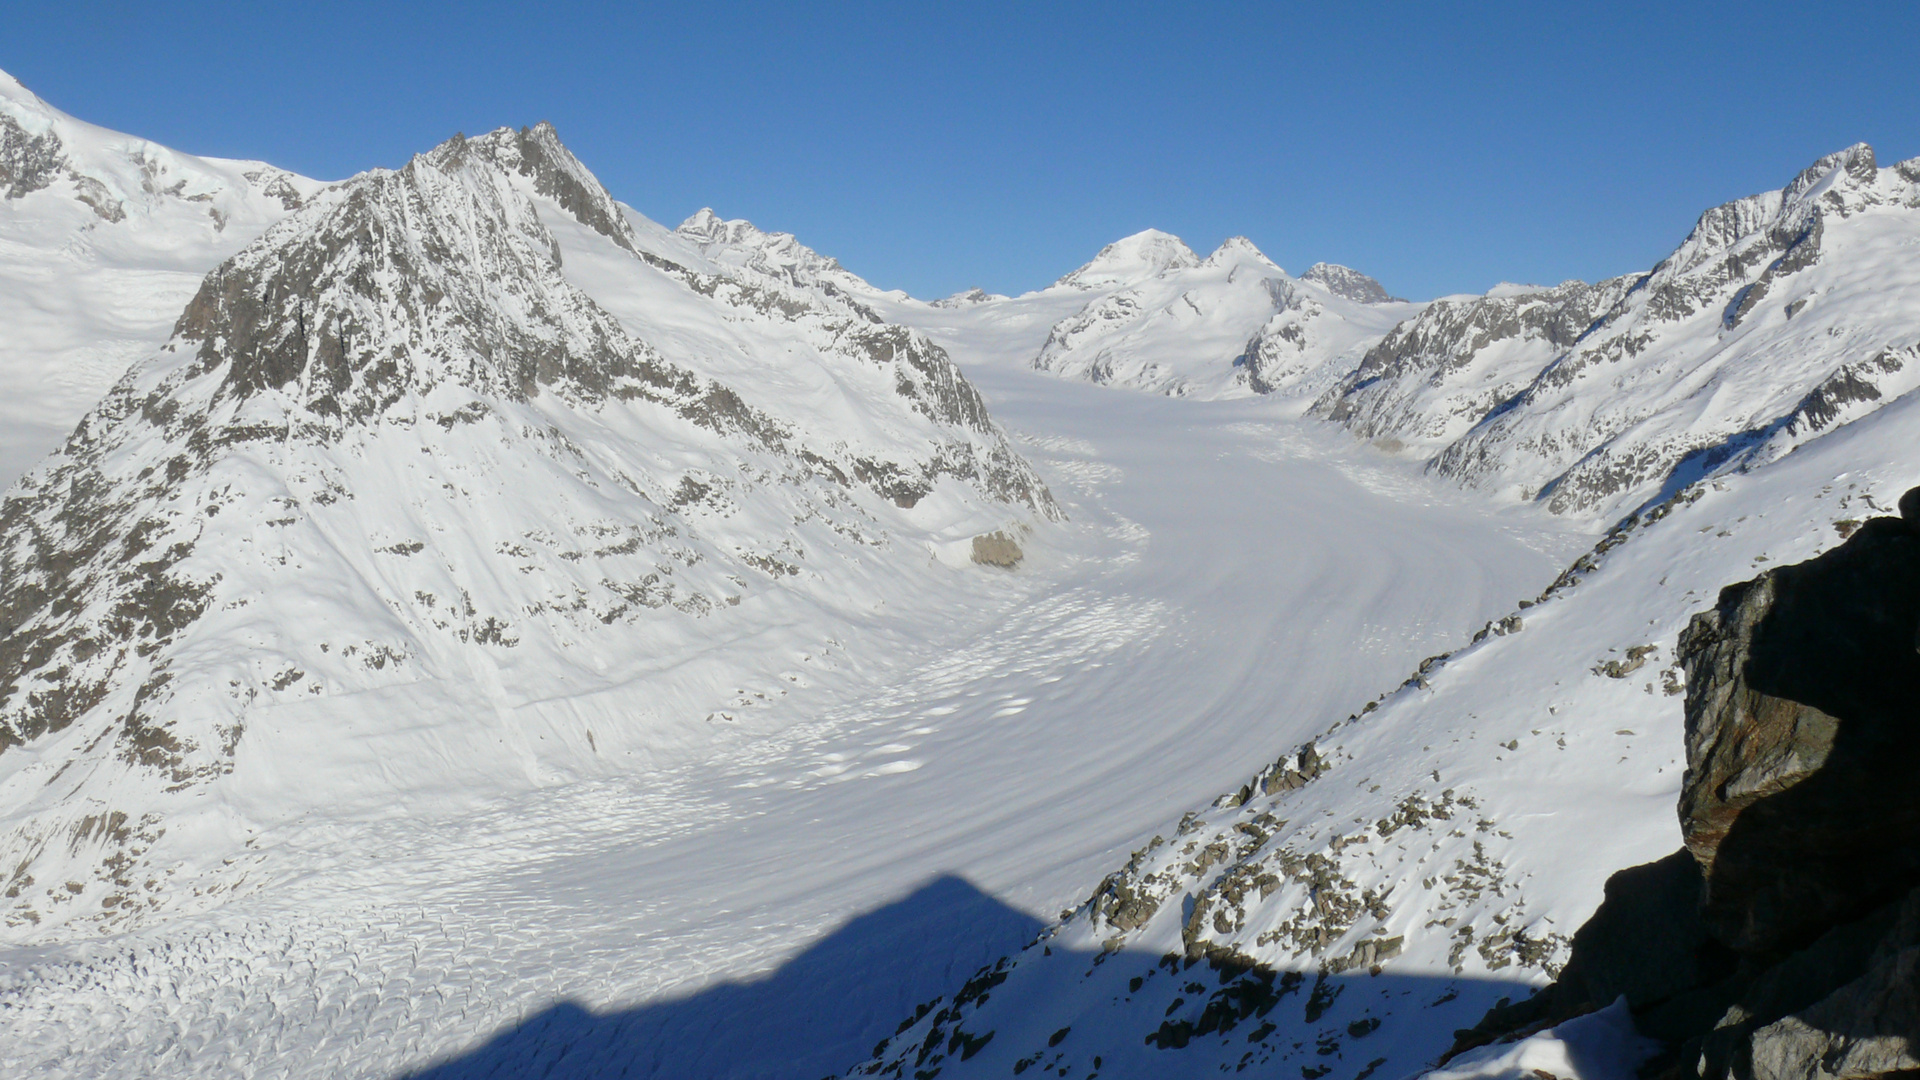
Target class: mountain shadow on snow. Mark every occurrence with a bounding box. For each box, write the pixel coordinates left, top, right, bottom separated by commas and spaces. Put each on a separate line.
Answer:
401, 874, 1540, 1080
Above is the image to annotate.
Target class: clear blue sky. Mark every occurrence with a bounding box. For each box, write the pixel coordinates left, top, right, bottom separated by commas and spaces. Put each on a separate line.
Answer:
5, 1, 1916, 299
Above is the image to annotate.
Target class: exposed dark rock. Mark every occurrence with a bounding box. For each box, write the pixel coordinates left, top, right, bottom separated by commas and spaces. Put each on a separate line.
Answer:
468, 122, 638, 253
1301, 263, 1401, 305
1450, 485, 1920, 1078
0, 111, 64, 199
1742, 888, 1920, 1080
1677, 498, 1920, 955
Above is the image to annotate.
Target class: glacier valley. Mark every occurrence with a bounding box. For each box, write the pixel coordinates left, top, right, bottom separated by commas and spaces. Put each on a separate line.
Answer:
1, 67, 1917, 1080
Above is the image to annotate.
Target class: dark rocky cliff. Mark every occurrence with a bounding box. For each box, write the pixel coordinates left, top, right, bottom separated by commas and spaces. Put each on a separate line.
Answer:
1450, 485, 1920, 1079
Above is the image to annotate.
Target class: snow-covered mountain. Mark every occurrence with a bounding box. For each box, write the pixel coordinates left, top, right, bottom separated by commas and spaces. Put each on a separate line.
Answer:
0, 115, 1052, 939
0, 71, 319, 490
1313, 144, 1920, 521
1028, 234, 1420, 399
854, 228, 1421, 401
885, 144, 1920, 529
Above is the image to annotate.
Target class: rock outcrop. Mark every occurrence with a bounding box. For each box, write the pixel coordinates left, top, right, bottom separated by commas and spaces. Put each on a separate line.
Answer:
1449, 485, 1920, 1079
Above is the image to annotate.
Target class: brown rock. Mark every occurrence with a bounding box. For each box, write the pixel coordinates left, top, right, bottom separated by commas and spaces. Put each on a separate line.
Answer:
970, 531, 1023, 569
1676, 503, 1920, 956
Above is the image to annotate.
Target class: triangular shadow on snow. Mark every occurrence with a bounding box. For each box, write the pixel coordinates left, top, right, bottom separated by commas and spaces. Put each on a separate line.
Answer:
398, 874, 1044, 1080
397, 873, 1543, 1080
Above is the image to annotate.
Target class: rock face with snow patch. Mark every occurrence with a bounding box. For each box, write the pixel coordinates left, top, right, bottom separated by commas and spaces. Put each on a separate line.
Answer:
0, 121, 1052, 938
1313, 145, 1920, 520
1313, 279, 1632, 449
1453, 491, 1920, 1079
1301, 262, 1401, 305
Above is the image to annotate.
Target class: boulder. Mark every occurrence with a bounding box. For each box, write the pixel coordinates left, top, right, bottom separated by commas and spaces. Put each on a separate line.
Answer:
970, 530, 1023, 569
1676, 495, 1920, 955
1743, 887, 1920, 1080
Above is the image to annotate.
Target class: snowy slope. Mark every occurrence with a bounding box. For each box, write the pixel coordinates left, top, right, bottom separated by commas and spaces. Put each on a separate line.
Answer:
850, 373, 1920, 1080
0, 69, 319, 489
0, 367, 1581, 1080
0, 121, 1052, 942
1313, 144, 1920, 521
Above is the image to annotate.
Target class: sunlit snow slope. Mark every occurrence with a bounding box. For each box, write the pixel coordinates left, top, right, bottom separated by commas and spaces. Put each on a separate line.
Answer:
849, 363, 1920, 1080
0, 120, 1052, 943
0, 70, 319, 489
0, 363, 1581, 1080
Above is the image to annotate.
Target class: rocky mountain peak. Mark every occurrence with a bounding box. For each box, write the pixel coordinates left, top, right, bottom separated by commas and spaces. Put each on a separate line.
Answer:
172, 132, 673, 424
0, 108, 1057, 939
1782, 141, 1878, 204
674, 207, 854, 287
461, 121, 637, 253
675, 206, 735, 243
1301, 262, 1400, 304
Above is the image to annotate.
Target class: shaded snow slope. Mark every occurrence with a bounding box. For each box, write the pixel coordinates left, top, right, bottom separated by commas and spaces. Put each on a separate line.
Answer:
850, 383, 1920, 1080
0, 67, 320, 489
1314, 144, 1920, 521
0, 122, 1051, 942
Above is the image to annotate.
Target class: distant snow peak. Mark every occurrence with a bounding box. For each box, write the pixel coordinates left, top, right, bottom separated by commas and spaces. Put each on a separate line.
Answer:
1200, 235, 1275, 269
931, 287, 1008, 308
1301, 262, 1401, 304
1054, 228, 1200, 289
675, 205, 745, 244
1022, 231, 1420, 400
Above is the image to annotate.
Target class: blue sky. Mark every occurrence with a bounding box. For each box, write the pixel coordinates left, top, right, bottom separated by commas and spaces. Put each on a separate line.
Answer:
5, 1, 1916, 299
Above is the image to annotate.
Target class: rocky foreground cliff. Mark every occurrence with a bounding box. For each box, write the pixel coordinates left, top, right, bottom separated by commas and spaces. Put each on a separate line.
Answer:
1453, 486, 1920, 1079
